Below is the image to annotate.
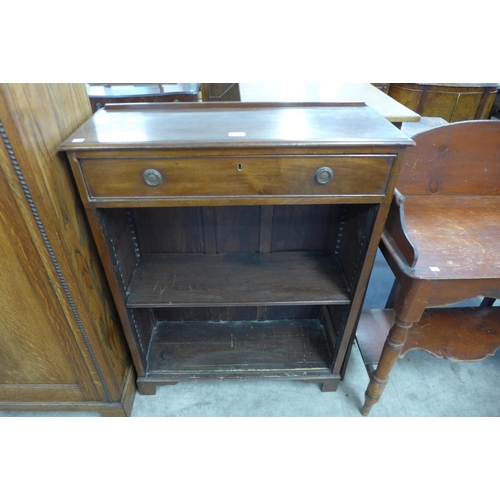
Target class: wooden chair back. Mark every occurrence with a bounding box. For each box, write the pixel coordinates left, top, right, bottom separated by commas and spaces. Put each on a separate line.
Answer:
398, 120, 500, 196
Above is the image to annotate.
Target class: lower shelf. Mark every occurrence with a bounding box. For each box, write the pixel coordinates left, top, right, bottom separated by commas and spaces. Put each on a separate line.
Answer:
144, 318, 336, 383
356, 307, 500, 371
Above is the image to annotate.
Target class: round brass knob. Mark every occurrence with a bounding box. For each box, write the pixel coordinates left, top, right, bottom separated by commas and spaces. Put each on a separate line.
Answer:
143, 169, 163, 187
315, 167, 334, 185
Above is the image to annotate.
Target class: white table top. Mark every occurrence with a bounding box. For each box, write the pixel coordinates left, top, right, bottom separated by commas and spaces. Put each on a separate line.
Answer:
239, 83, 421, 123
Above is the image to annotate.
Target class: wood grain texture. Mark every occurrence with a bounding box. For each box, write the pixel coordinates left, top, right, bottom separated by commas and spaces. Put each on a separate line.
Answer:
214, 206, 261, 253
389, 83, 498, 122
133, 207, 205, 253
398, 120, 500, 196
270, 205, 341, 252
0, 365, 135, 416
401, 116, 448, 137
238, 83, 421, 123
402, 197, 500, 280
357, 308, 500, 365
85, 207, 147, 377
383, 120, 500, 271
127, 252, 350, 307
382, 189, 418, 269
148, 319, 332, 375
81, 154, 394, 200
0, 84, 134, 415
63, 101, 412, 396
60, 102, 414, 150
361, 120, 500, 415
153, 305, 325, 322
0, 189, 82, 390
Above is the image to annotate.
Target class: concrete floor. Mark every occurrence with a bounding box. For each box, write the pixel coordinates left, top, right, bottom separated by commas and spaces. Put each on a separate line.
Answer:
2, 250, 499, 417
130, 250, 500, 417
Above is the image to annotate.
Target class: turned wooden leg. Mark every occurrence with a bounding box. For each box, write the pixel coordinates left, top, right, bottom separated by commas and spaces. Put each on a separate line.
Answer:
361, 278, 432, 416
361, 316, 413, 416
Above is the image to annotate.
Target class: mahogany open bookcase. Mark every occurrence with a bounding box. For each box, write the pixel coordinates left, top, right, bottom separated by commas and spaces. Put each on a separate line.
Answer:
60, 102, 413, 396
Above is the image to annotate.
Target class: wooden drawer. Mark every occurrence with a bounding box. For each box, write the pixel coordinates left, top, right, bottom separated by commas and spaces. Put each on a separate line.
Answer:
81, 155, 395, 200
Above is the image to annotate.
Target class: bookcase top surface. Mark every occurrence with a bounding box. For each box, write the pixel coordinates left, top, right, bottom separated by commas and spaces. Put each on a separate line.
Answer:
60, 102, 415, 151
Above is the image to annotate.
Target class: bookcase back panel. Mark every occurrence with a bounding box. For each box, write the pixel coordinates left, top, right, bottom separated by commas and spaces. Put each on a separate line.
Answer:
129, 205, 346, 255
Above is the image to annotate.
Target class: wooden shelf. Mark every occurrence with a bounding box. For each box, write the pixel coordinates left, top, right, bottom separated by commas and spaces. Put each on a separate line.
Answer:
127, 251, 350, 308
356, 307, 500, 371
146, 318, 335, 380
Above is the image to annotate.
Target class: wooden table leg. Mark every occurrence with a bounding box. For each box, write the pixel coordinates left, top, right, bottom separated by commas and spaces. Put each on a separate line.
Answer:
361, 279, 432, 416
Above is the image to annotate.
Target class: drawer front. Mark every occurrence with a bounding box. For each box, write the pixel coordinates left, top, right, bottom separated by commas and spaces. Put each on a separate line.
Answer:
81, 155, 394, 200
